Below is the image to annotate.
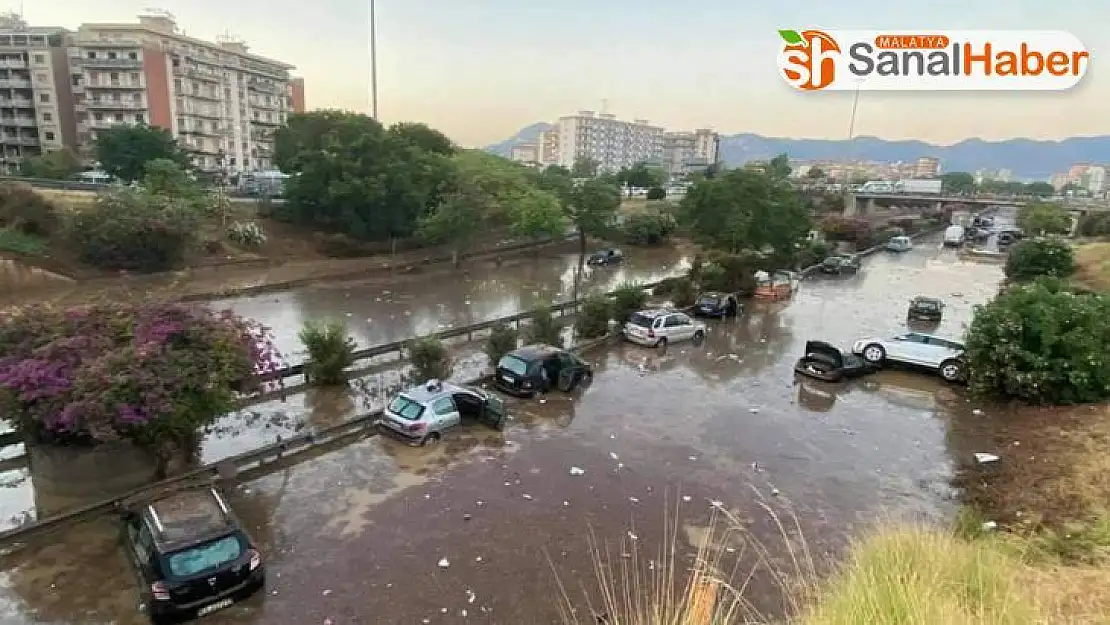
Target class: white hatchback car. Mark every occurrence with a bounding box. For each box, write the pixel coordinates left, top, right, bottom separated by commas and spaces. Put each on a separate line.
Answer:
623, 309, 706, 348
851, 332, 967, 383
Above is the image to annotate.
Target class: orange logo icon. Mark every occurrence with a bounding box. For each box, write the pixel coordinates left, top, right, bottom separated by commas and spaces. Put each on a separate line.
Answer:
779, 29, 842, 90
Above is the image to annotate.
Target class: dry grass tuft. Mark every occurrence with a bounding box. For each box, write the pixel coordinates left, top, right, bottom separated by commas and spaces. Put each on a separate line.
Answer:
1072, 241, 1110, 292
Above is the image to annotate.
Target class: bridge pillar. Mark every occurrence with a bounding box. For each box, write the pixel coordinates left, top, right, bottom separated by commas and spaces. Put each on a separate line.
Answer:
934, 201, 943, 213
865, 198, 877, 215
843, 193, 858, 216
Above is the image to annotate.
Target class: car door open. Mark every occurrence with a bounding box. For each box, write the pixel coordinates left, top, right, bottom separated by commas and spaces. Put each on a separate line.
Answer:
480, 394, 506, 431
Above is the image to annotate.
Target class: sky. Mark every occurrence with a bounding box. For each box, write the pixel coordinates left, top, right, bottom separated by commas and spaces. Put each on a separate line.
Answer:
20, 0, 1108, 148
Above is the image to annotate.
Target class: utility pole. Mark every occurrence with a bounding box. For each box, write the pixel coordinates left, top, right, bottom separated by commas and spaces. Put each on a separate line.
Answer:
369, 0, 378, 119
843, 84, 861, 192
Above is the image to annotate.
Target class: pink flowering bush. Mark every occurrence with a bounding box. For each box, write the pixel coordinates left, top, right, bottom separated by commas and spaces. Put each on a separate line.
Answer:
0, 302, 282, 447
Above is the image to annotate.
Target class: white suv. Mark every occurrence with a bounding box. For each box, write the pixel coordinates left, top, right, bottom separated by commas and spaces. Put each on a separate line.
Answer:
623, 309, 706, 348
852, 332, 967, 383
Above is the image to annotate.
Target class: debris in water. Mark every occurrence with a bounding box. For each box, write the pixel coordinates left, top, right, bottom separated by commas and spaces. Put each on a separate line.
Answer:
322, 589, 332, 596
681, 495, 692, 503
972, 408, 984, 416
974, 452, 1000, 464
475, 556, 483, 562
463, 514, 472, 521
569, 467, 586, 476
522, 493, 533, 500
438, 558, 450, 569
467, 589, 477, 604
709, 500, 724, 509
563, 500, 570, 507
749, 408, 760, 414
460, 609, 468, 617
539, 398, 547, 404
627, 531, 638, 541
688, 456, 698, 461
982, 521, 998, 531
629, 496, 640, 503
609, 452, 619, 460
770, 487, 780, 496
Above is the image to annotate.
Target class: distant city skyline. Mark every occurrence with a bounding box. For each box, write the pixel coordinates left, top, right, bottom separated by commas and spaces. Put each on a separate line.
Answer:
21, 0, 1108, 148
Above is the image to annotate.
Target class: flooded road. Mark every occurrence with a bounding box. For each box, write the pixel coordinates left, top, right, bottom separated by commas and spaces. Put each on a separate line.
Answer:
212, 246, 691, 359
0, 235, 1009, 624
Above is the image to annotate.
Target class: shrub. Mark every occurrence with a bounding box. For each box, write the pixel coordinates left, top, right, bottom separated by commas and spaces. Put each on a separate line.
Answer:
0, 183, 60, 236
611, 282, 649, 325
796, 240, 832, 269
653, 276, 697, 307
0, 302, 280, 448
407, 335, 452, 382
819, 216, 872, 244
526, 302, 563, 347
576, 296, 612, 339
698, 251, 759, 295
622, 212, 677, 246
227, 221, 268, 247
965, 278, 1110, 404
645, 186, 666, 200
1004, 238, 1076, 283
298, 320, 356, 385
1018, 202, 1072, 236
66, 187, 200, 272
485, 322, 518, 368
1077, 213, 1110, 238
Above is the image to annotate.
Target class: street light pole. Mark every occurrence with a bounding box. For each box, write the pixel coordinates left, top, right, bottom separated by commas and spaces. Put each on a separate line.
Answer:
369, 0, 378, 119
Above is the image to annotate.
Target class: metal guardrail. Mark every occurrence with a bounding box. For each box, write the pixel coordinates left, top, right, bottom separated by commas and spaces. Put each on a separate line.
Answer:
0, 174, 278, 200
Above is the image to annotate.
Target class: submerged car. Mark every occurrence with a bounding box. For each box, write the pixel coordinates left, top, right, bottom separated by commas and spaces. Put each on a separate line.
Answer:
692, 291, 741, 318
885, 236, 913, 252
121, 486, 265, 624
623, 309, 706, 348
907, 296, 945, 322
996, 228, 1025, 246
377, 379, 506, 445
587, 248, 623, 265
820, 254, 861, 275
794, 340, 877, 383
494, 344, 593, 397
852, 332, 967, 383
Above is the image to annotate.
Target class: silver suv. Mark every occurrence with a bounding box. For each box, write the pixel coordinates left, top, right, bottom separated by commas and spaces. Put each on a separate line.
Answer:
623, 309, 706, 348
376, 380, 507, 446
852, 332, 967, 383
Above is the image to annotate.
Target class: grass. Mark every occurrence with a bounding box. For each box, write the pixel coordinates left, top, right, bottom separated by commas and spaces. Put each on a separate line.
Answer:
0, 228, 46, 256
1072, 241, 1110, 292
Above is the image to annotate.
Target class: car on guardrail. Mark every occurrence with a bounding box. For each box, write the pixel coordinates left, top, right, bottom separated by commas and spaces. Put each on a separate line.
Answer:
852, 331, 967, 383
120, 485, 265, 623
495, 344, 593, 397
376, 379, 506, 446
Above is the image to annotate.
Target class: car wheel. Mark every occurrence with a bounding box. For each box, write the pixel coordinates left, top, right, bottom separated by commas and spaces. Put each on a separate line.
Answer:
421, 432, 441, 447
861, 343, 886, 364
655, 337, 667, 348
939, 359, 965, 383
693, 330, 705, 342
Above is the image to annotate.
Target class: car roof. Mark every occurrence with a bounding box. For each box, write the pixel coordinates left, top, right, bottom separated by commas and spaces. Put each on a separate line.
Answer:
400, 379, 470, 403
141, 487, 238, 552
631, 308, 673, 318
912, 296, 942, 302
508, 343, 565, 362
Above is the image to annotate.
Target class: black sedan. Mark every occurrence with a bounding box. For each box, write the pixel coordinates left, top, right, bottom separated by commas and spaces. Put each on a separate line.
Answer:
692, 291, 741, 318
907, 296, 944, 322
794, 340, 877, 383
587, 249, 623, 265
494, 344, 593, 397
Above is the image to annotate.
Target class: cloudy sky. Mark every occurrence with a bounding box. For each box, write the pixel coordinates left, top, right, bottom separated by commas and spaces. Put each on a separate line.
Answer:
22, 0, 1105, 147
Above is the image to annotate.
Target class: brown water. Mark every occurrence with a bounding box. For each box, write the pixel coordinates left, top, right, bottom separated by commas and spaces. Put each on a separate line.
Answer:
0, 233, 1011, 624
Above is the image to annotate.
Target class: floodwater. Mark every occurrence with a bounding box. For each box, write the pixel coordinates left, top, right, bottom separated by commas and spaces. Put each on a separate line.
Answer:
0, 234, 1010, 624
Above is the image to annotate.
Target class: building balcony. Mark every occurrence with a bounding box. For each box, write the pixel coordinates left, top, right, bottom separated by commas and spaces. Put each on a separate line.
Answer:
86, 100, 147, 110
249, 117, 279, 127
0, 60, 27, 69
181, 66, 222, 82
0, 136, 39, 147
82, 57, 143, 69
88, 81, 143, 90
0, 79, 32, 89
184, 91, 222, 102
0, 98, 33, 108
0, 118, 37, 128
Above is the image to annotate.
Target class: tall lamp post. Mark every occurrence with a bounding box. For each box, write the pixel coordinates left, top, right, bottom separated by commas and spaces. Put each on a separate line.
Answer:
369, 0, 378, 119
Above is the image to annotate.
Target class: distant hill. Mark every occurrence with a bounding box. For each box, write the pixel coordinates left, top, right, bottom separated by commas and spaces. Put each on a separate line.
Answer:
486, 126, 1110, 180
485, 122, 555, 157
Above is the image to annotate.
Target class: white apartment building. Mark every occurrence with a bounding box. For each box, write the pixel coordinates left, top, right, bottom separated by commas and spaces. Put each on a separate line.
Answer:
509, 142, 538, 164
556, 111, 664, 172
662, 128, 719, 175
69, 12, 304, 173
536, 128, 559, 166
0, 15, 73, 173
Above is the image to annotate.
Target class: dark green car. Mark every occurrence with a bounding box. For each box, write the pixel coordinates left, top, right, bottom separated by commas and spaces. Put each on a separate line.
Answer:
907, 296, 944, 321
820, 254, 860, 275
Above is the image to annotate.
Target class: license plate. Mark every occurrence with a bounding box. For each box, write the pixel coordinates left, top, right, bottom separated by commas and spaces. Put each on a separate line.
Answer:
500, 374, 513, 383
198, 598, 234, 616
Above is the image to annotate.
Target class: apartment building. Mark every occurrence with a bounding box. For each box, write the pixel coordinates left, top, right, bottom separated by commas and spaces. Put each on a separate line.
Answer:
0, 15, 75, 173
556, 111, 664, 172
536, 128, 559, 166
68, 12, 304, 173
509, 142, 538, 164
913, 156, 940, 178
662, 128, 719, 175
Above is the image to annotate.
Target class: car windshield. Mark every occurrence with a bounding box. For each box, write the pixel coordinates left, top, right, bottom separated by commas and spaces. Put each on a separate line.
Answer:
165, 534, 243, 578
697, 295, 720, 305
497, 355, 529, 376
628, 313, 654, 327
915, 300, 940, 310
387, 395, 425, 420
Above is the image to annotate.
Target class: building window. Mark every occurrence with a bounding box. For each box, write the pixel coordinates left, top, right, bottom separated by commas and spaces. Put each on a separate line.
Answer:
114, 113, 124, 122
132, 92, 141, 102
108, 52, 117, 59
87, 51, 95, 59
93, 112, 103, 121
38, 93, 49, 103
42, 112, 52, 122
110, 72, 119, 81
33, 54, 44, 64
134, 114, 144, 123
89, 71, 98, 81
45, 131, 55, 141
129, 72, 139, 85
128, 51, 138, 60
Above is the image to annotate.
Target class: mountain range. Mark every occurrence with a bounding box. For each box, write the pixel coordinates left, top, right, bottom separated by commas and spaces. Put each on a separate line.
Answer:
485, 124, 1110, 180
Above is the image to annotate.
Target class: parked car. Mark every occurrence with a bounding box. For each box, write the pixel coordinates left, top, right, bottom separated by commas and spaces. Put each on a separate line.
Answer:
820, 254, 861, 275
587, 248, 623, 265
794, 340, 877, 383
996, 228, 1024, 246
120, 485, 265, 624
851, 332, 967, 383
692, 291, 741, 318
494, 344, 593, 397
943, 225, 965, 247
623, 309, 706, 348
885, 236, 913, 252
376, 379, 506, 446
907, 296, 945, 322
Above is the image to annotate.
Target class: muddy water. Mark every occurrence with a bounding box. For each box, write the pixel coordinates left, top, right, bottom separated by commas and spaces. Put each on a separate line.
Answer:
211, 246, 691, 360
0, 235, 1012, 624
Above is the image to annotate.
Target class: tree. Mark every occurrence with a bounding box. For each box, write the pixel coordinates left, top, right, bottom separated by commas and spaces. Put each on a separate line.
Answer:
273, 110, 451, 242
767, 154, 792, 180
1025, 182, 1055, 197
1004, 238, 1076, 283
1018, 202, 1072, 236
571, 156, 599, 178
965, 278, 1110, 404
566, 177, 621, 255
622, 162, 666, 191
646, 186, 666, 200
19, 148, 81, 179
805, 166, 826, 180
940, 172, 976, 194
388, 122, 456, 156
679, 168, 812, 263
94, 124, 191, 183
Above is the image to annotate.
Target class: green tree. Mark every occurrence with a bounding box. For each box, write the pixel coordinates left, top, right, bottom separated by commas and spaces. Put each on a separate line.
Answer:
19, 148, 82, 180
1018, 202, 1072, 236
1004, 238, 1076, 283
805, 166, 826, 180
1024, 181, 1055, 197
571, 156, 599, 178
940, 172, 977, 194
679, 168, 812, 263
273, 110, 451, 241
767, 153, 792, 180
388, 122, 456, 156
533, 165, 621, 255
94, 124, 191, 183
622, 162, 666, 191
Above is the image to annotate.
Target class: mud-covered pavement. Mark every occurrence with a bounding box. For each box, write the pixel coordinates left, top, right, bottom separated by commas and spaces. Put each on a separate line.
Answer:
0, 236, 1010, 624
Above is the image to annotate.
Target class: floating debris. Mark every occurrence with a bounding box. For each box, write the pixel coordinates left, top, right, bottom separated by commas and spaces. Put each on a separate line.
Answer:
974, 452, 1000, 464
982, 521, 998, 531
749, 408, 760, 414
467, 589, 477, 604
609, 452, 619, 461
569, 466, 585, 476
438, 558, 450, 569
627, 531, 638, 541
322, 589, 332, 596
709, 500, 725, 509
522, 493, 533, 500
972, 408, 984, 416
629, 496, 640, 503
688, 456, 698, 461
681, 495, 692, 503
